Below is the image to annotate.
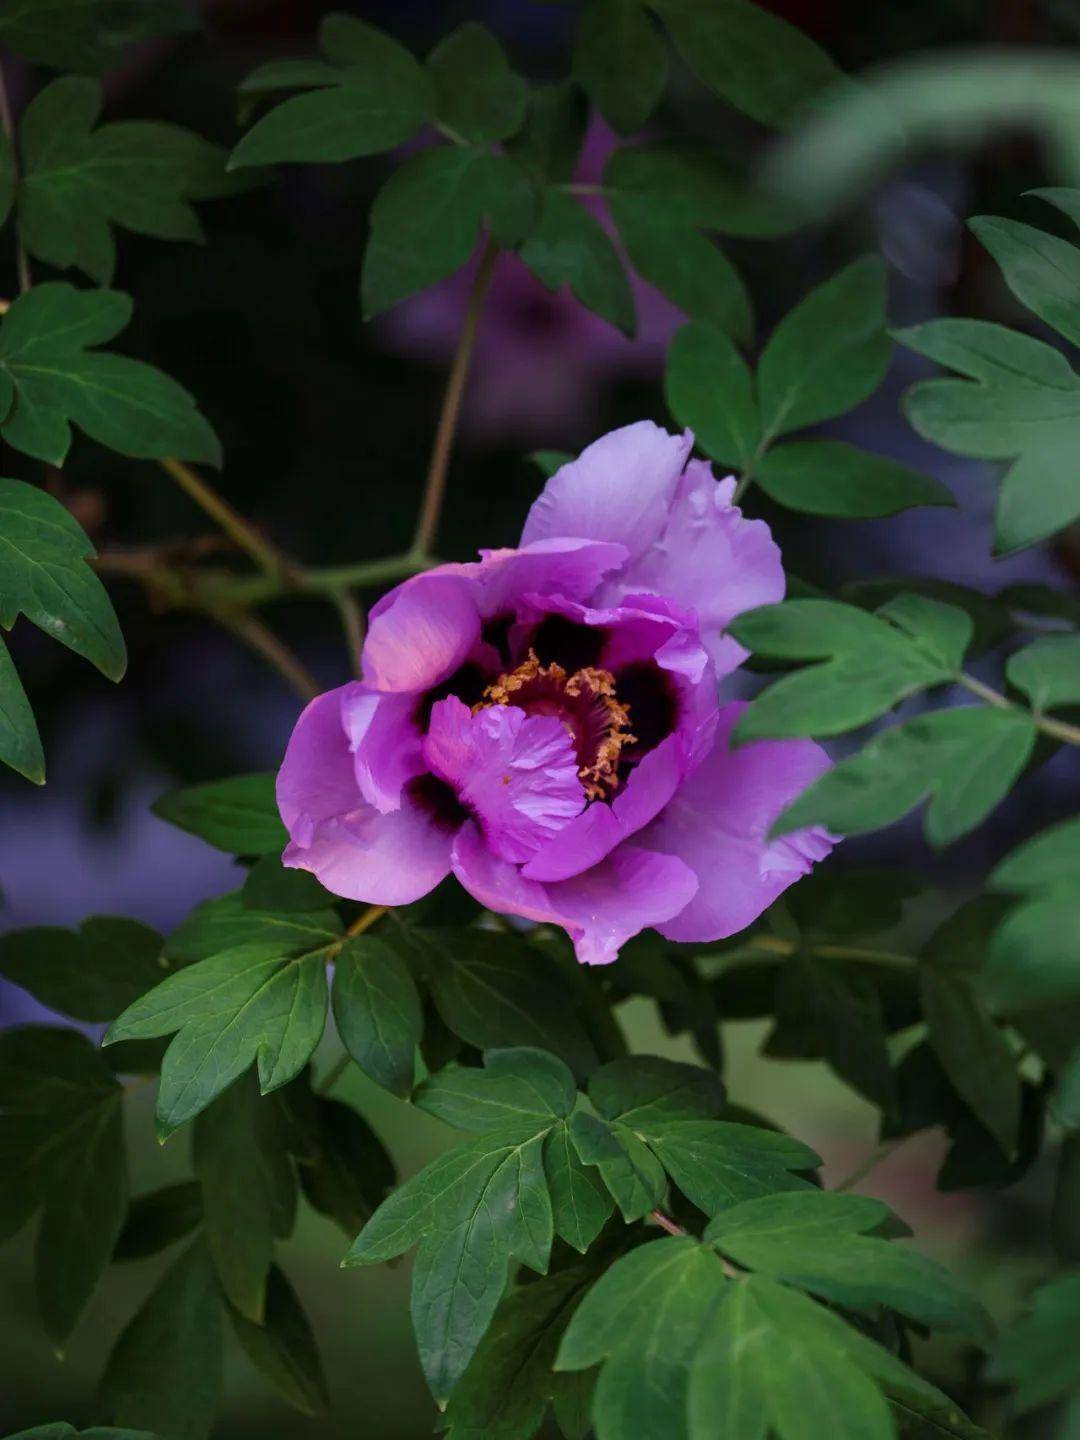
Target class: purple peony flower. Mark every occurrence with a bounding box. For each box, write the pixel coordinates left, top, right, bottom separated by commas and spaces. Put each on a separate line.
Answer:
277, 422, 835, 964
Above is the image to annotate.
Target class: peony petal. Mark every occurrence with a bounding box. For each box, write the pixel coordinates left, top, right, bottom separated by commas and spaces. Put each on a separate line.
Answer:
341, 685, 424, 814
423, 697, 585, 864
521, 421, 693, 562
473, 537, 629, 618
601, 460, 785, 677
277, 687, 453, 904
452, 823, 698, 966
522, 733, 686, 881
362, 571, 481, 693
639, 701, 835, 942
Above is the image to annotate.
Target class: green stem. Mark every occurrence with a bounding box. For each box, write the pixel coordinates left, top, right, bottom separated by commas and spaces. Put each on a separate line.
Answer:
158, 456, 286, 581
957, 671, 1080, 747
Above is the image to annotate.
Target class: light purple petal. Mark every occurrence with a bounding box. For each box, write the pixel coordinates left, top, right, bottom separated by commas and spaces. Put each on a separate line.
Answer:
639, 702, 835, 943
452, 824, 698, 966
423, 698, 585, 864
473, 537, 629, 618
521, 733, 686, 882
362, 571, 480, 693
521, 421, 693, 562
600, 461, 785, 677
341, 685, 424, 814
277, 687, 452, 904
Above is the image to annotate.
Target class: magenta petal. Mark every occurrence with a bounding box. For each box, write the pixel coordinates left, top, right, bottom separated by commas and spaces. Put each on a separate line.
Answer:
362, 571, 480, 693
474, 537, 629, 617
277, 687, 452, 904
601, 461, 785, 677
452, 824, 698, 966
521, 421, 693, 562
341, 685, 424, 814
639, 702, 835, 942
423, 697, 585, 864
522, 733, 686, 881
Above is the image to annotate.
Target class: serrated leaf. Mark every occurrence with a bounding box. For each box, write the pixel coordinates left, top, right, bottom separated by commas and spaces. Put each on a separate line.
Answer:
100, 1238, 222, 1440
730, 598, 965, 741
665, 320, 760, 469
428, 23, 526, 144
1005, 634, 1080, 712
970, 213, 1080, 348
193, 1070, 295, 1322
0, 915, 166, 1022
164, 891, 340, 962
589, 1055, 726, 1126
18, 77, 236, 286
556, 1235, 726, 1440
519, 190, 635, 334
574, 0, 667, 134
544, 1119, 614, 1252
332, 934, 422, 1098
0, 0, 197, 72
442, 1265, 596, 1440
705, 1190, 994, 1345
113, 1181, 203, 1262
0, 476, 125, 682
104, 940, 330, 1135
0, 284, 220, 468
568, 1102, 667, 1221
988, 1274, 1080, 1412
0, 1027, 127, 1345
362, 148, 535, 318
775, 706, 1037, 847
151, 773, 286, 854
650, 0, 845, 130
757, 256, 890, 439
756, 439, 953, 517
227, 1264, 329, 1417
897, 317, 1080, 553
230, 13, 433, 168
638, 1120, 819, 1214
416, 1048, 577, 1133
408, 927, 595, 1078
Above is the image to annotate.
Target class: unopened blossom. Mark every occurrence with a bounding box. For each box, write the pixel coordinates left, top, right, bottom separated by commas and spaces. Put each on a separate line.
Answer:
277, 422, 835, 964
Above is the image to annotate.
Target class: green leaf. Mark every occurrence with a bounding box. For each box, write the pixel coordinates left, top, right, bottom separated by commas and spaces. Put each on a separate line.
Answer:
241, 854, 332, 913
104, 939, 330, 1135
1053, 1135, 1080, 1262
0, 284, 221, 468
757, 256, 890, 439
756, 439, 954, 518
729, 598, 966, 741
362, 147, 535, 318
428, 23, 526, 144
0, 634, 43, 783
101, 1238, 222, 1440
705, 1190, 994, 1345
649, 0, 845, 130
544, 1119, 614, 1252
528, 449, 573, 479
165, 891, 340, 962
1006, 634, 1080, 712
114, 1181, 203, 1262
0, 916, 165, 1022
988, 1274, 1080, 1413
332, 934, 422, 1098
574, 0, 667, 134
227, 1264, 329, 1417
0, 129, 12, 230
990, 813, 1080, 893
17, 78, 235, 286
0, 473, 126, 694
416, 1048, 577, 1133
346, 1123, 555, 1402
0, 0, 197, 72
568, 1101, 667, 1221
983, 886, 1080, 1013
193, 1071, 295, 1323
774, 707, 1037, 847
970, 213, 1080, 348
151, 773, 286, 854
505, 82, 588, 185
897, 317, 1080, 553
519, 190, 635, 334
0, 1027, 128, 1344
639, 1120, 818, 1214
443, 1265, 596, 1440
408, 927, 595, 1077
297, 1095, 395, 1237
589, 1055, 726, 1126
230, 14, 433, 168
556, 1236, 726, 1440
664, 321, 760, 469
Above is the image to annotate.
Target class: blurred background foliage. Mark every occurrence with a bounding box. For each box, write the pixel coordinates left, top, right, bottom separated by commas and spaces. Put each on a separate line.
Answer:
1, 0, 1078, 1435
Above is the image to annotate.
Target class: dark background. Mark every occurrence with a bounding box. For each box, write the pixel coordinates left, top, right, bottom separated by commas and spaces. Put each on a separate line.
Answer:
1, 0, 1078, 1434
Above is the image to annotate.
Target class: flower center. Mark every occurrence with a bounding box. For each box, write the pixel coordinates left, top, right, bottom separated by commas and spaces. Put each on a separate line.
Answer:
476, 650, 635, 801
